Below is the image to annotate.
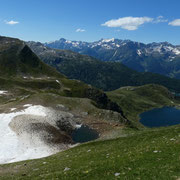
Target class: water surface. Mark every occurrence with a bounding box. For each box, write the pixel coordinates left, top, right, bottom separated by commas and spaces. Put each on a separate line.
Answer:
72, 125, 99, 143
140, 107, 180, 128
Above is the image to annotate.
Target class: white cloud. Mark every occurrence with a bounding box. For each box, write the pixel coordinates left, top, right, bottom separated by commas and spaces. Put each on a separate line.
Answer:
5, 20, 19, 25
102, 16, 153, 30
154, 16, 168, 23
169, 19, 180, 26
76, 28, 86, 32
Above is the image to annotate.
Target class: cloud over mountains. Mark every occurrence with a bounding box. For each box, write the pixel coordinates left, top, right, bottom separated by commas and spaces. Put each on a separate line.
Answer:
102, 16, 153, 30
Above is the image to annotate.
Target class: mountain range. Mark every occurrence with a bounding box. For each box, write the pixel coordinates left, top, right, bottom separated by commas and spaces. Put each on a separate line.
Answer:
0, 36, 130, 163
45, 38, 180, 79
28, 41, 180, 93
0, 36, 180, 179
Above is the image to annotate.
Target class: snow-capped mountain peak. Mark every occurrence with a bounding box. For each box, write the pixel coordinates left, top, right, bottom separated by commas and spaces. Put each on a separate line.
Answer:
44, 38, 180, 62
101, 38, 115, 43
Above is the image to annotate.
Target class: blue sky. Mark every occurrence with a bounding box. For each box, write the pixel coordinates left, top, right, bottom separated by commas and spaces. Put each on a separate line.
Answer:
0, 0, 180, 44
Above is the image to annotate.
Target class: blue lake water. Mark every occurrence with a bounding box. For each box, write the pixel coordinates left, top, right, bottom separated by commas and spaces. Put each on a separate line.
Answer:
72, 125, 99, 143
140, 107, 180, 128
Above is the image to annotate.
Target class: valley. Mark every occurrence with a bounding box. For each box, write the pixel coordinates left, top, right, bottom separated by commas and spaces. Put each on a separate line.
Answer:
0, 36, 180, 179
27, 41, 180, 92
1, 1, 180, 179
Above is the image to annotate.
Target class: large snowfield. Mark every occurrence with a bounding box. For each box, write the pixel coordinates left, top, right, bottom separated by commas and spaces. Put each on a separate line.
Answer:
0, 105, 61, 164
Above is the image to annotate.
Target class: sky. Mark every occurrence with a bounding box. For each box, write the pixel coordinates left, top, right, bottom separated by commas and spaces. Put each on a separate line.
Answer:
0, 0, 180, 44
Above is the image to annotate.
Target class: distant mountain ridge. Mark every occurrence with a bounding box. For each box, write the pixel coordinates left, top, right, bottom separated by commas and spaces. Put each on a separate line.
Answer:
28, 41, 180, 93
45, 38, 180, 79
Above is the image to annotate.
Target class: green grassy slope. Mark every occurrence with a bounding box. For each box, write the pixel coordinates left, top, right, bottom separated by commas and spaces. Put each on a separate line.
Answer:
0, 125, 179, 180
107, 84, 177, 125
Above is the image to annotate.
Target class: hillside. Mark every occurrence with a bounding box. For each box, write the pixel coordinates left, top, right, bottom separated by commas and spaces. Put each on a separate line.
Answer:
0, 124, 179, 179
0, 36, 180, 179
0, 36, 130, 164
28, 41, 180, 93
0, 36, 125, 114
0, 36, 63, 78
107, 84, 176, 125
45, 38, 180, 79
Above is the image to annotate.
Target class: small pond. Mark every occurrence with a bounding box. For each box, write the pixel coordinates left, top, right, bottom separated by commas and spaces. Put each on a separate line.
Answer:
140, 107, 180, 128
72, 125, 99, 143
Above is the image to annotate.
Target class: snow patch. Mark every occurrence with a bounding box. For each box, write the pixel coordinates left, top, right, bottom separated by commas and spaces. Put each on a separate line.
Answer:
101, 44, 113, 49
173, 48, 180, 55
76, 124, 82, 129
0, 105, 51, 164
116, 44, 121, 48
23, 104, 32, 107
102, 38, 115, 43
112, 50, 118, 58
122, 43, 127, 46
137, 50, 142, 56
164, 46, 173, 51
0, 91, 8, 95
169, 56, 175, 61
56, 80, 60, 84
65, 40, 72, 44
153, 45, 163, 53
